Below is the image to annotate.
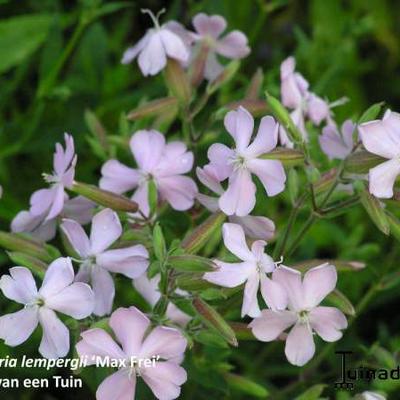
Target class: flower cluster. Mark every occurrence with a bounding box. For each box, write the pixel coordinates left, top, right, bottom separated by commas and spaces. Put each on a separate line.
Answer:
0, 6, 396, 400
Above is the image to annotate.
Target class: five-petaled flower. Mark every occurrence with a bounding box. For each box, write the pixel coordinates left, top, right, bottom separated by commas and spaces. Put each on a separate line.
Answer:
122, 9, 189, 76
359, 109, 400, 198
189, 13, 250, 81
76, 306, 187, 400
61, 208, 149, 316
100, 130, 197, 216
0, 257, 94, 359
205, 106, 286, 216
204, 223, 287, 317
250, 263, 347, 366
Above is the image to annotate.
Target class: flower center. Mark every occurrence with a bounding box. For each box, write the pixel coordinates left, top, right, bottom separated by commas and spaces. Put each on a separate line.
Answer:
25, 297, 44, 309
42, 172, 60, 185
298, 310, 309, 324
228, 152, 247, 171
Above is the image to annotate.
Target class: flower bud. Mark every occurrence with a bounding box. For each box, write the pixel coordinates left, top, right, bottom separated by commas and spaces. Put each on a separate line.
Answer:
168, 255, 216, 272
182, 212, 226, 254
226, 99, 268, 117
165, 58, 191, 103
0, 231, 54, 262
261, 147, 305, 168
325, 289, 355, 316
7, 252, 47, 278
71, 181, 138, 212
344, 150, 384, 174
190, 43, 209, 87
127, 97, 178, 120
193, 297, 238, 347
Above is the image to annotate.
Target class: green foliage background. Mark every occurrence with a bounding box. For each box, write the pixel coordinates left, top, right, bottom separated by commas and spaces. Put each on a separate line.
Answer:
1, 0, 400, 399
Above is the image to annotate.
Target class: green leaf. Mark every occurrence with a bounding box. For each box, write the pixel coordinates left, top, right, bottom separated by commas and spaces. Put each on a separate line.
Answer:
168, 255, 215, 272
358, 102, 384, 124
325, 289, 355, 316
193, 297, 238, 347
224, 373, 269, 398
295, 384, 326, 400
0, 14, 52, 73
195, 330, 229, 348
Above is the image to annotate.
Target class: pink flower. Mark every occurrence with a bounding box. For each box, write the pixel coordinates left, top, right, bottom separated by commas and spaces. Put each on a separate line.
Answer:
100, 130, 197, 216
250, 263, 347, 366
319, 120, 356, 160
76, 306, 187, 400
196, 164, 275, 240
11, 195, 94, 242
358, 392, 386, 400
190, 13, 250, 81
204, 223, 287, 317
61, 208, 149, 316
122, 9, 189, 76
280, 57, 331, 146
0, 257, 94, 359
359, 110, 400, 198
31, 133, 77, 222
206, 107, 286, 216
133, 273, 191, 326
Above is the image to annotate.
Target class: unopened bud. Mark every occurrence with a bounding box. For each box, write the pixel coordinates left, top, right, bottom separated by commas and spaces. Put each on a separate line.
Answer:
127, 97, 178, 120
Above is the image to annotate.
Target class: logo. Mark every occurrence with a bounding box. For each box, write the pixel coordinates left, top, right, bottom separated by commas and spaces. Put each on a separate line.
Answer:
334, 350, 400, 390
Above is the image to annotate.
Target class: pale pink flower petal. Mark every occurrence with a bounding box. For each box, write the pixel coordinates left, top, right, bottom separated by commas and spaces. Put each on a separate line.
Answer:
96, 245, 149, 279
242, 273, 261, 317
247, 158, 286, 196
302, 263, 337, 308
30, 188, 55, 217
272, 266, 303, 311
319, 123, 354, 160
196, 193, 219, 212
307, 94, 330, 125
216, 31, 250, 59
196, 166, 224, 195
141, 362, 187, 400
359, 119, 400, 159
63, 196, 95, 225
221, 222, 254, 261
160, 29, 189, 62
245, 116, 279, 157
130, 130, 166, 172
138, 31, 167, 76
368, 158, 400, 198
91, 267, 115, 316
224, 107, 254, 151
99, 160, 140, 194
260, 275, 288, 311
131, 183, 150, 217
97, 369, 136, 400
285, 323, 315, 366
60, 219, 90, 258
204, 260, 252, 287
38, 307, 70, 359
139, 326, 187, 360
219, 169, 256, 216
45, 185, 66, 221
109, 306, 150, 357
192, 13, 226, 38
158, 142, 194, 176
122, 33, 150, 64
44, 282, 94, 319
206, 143, 234, 181
0, 267, 38, 304
76, 328, 126, 365
0, 307, 39, 346
39, 257, 74, 299
158, 175, 198, 211
249, 309, 296, 341
229, 215, 275, 241
309, 306, 347, 342
90, 208, 122, 254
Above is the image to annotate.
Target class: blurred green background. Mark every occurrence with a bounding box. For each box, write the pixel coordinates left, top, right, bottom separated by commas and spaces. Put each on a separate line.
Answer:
1, 0, 400, 399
